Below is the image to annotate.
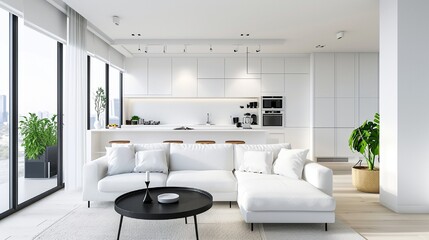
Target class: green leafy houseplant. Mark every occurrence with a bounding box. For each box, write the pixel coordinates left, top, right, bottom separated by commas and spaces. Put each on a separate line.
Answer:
94, 87, 106, 120
131, 115, 140, 121
18, 113, 57, 160
349, 113, 380, 170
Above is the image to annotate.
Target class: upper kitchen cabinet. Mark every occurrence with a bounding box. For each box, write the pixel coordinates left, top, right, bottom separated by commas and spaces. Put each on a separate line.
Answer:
148, 58, 172, 95
198, 78, 225, 97
261, 57, 284, 73
359, 53, 379, 98
225, 57, 261, 78
335, 53, 355, 98
123, 58, 148, 96
313, 53, 335, 97
284, 56, 310, 73
172, 58, 198, 97
261, 74, 284, 93
225, 78, 261, 97
198, 58, 224, 78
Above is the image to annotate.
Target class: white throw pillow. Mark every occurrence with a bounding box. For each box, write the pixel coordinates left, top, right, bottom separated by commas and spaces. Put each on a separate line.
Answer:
238, 151, 273, 174
134, 149, 168, 173
273, 148, 309, 179
106, 145, 135, 175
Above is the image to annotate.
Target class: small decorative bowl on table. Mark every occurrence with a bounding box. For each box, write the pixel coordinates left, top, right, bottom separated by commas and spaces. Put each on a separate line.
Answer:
107, 124, 118, 129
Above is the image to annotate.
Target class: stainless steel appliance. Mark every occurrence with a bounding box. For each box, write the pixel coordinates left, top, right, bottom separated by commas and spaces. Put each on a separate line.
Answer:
243, 113, 252, 129
262, 96, 283, 109
262, 110, 284, 127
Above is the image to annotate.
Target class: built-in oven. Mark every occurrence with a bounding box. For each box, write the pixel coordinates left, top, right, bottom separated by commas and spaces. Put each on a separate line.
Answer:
262, 96, 283, 109
262, 110, 284, 127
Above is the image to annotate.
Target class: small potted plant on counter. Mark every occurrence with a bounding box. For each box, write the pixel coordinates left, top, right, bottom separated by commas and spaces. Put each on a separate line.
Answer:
348, 113, 380, 193
131, 115, 140, 125
19, 113, 58, 178
94, 87, 106, 129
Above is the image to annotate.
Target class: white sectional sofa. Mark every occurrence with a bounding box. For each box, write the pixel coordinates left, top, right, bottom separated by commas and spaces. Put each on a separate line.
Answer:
82, 143, 335, 229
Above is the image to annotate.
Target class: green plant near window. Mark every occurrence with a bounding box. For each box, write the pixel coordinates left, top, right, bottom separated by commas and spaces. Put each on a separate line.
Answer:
18, 113, 57, 160
131, 115, 140, 121
349, 113, 380, 170
94, 87, 106, 120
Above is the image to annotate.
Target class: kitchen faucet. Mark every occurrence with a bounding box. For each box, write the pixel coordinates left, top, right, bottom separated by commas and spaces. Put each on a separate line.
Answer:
206, 113, 211, 125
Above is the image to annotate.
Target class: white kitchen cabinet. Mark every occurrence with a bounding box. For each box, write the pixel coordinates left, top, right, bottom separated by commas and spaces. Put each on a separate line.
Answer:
284, 56, 310, 73
148, 58, 172, 95
198, 78, 225, 97
335, 53, 355, 98
261, 74, 284, 93
172, 58, 198, 97
335, 128, 357, 157
225, 78, 260, 97
359, 53, 379, 98
197, 58, 224, 78
336, 98, 355, 128
261, 57, 284, 74
123, 58, 148, 96
313, 128, 335, 157
225, 57, 261, 78
314, 98, 335, 128
359, 98, 378, 124
314, 53, 335, 97
284, 128, 311, 149
285, 74, 310, 127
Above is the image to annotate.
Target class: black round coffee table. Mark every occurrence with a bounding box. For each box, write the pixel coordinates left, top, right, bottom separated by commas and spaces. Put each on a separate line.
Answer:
114, 187, 213, 240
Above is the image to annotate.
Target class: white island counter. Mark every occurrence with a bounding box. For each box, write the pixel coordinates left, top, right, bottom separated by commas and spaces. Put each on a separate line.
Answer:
87, 125, 268, 160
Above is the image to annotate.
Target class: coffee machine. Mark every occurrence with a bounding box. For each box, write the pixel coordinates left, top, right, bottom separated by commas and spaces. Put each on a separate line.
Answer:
243, 113, 252, 129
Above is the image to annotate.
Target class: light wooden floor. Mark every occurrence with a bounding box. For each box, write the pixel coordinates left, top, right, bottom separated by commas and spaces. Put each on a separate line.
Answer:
333, 172, 429, 240
0, 172, 428, 240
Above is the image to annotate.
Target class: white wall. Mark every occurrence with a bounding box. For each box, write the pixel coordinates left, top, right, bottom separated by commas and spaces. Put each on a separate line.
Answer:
380, 0, 429, 213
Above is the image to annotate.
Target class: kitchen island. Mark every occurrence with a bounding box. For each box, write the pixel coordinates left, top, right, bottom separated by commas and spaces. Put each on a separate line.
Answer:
87, 125, 268, 160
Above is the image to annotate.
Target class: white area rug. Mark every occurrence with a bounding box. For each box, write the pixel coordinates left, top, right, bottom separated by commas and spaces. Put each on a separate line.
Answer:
34, 202, 363, 240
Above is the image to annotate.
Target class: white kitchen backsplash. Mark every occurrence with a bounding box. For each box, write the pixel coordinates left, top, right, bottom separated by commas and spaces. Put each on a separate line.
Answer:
124, 98, 259, 125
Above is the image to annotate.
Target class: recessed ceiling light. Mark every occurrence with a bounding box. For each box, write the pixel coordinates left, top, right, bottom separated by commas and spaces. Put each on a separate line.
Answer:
131, 33, 135, 36
315, 45, 326, 48
112, 16, 120, 26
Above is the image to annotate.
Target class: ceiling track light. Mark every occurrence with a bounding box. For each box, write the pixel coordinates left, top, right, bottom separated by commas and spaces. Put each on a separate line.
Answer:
209, 44, 213, 52
233, 45, 239, 53
144, 46, 148, 53
113, 16, 120, 26
256, 44, 261, 53
163, 45, 166, 54
138, 44, 141, 52
183, 45, 187, 53
336, 31, 344, 40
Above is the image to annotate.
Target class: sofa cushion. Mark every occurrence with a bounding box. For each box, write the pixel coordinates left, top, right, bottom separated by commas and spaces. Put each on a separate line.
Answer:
106, 145, 135, 175
273, 148, 309, 179
235, 171, 335, 212
238, 151, 273, 174
166, 170, 237, 193
98, 172, 167, 192
134, 149, 168, 173
170, 144, 233, 171
234, 143, 291, 170
134, 143, 170, 164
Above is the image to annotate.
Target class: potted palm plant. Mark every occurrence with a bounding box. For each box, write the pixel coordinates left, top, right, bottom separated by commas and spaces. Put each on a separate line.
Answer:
94, 87, 106, 129
19, 113, 57, 178
348, 113, 380, 193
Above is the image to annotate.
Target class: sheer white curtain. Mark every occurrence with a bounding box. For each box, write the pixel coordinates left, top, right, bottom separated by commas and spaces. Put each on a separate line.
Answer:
64, 7, 87, 191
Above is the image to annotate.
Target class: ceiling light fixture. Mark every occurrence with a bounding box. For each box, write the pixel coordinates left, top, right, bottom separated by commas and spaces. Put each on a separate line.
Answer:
144, 46, 148, 53
315, 45, 325, 48
183, 45, 187, 53
209, 44, 213, 52
138, 44, 141, 51
256, 45, 261, 53
113, 16, 120, 26
233, 45, 239, 53
336, 31, 344, 40
163, 45, 166, 54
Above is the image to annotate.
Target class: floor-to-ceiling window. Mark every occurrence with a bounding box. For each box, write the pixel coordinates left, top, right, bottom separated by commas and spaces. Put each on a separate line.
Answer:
17, 18, 59, 203
108, 67, 121, 125
0, 11, 63, 220
0, 8, 10, 214
88, 57, 106, 129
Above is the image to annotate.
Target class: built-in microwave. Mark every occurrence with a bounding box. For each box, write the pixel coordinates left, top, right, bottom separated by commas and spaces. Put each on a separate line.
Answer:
262, 110, 284, 127
262, 96, 284, 109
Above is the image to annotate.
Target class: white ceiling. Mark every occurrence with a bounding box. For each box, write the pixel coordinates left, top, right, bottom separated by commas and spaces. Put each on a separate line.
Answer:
62, 0, 379, 56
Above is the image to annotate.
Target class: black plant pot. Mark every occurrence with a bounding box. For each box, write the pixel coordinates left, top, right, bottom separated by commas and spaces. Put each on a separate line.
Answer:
24, 145, 58, 178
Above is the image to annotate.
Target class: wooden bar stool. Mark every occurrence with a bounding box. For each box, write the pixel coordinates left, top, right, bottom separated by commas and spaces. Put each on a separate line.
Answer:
163, 140, 184, 143
225, 140, 246, 144
195, 140, 216, 144
108, 140, 131, 145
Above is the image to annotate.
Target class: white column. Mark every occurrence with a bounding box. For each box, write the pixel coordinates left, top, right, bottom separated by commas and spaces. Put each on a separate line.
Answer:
380, 0, 429, 213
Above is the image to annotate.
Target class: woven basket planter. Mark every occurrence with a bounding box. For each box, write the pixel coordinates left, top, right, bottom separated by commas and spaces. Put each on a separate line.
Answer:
352, 166, 379, 193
